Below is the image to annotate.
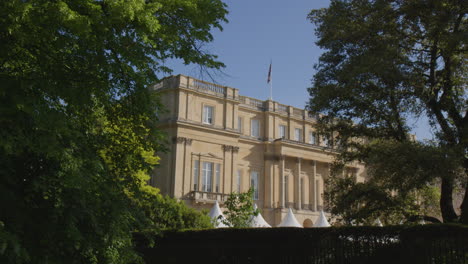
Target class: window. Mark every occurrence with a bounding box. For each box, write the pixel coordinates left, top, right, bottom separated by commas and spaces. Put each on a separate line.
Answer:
203, 105, 214, 124
237, 170, 242, 193
322, 134, 330, 147
279, 125, 286, 139
202, 162, 213, 192
309, 131, 316, 144
238, 116, 243, 133
251, 119, 260, 138
193, 160, 199, 190
250, 171, 259, 200
215, 164, 221, 193
295, 128, 302, 141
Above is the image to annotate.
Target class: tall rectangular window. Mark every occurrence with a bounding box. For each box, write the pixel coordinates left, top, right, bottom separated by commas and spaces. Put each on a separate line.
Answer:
250, 171, 259, 200
309, 131, 316, 144
251, 119, 260, 138
202, 162, 213, 192
237, 170, 242, 193
279, 125, 286, 139
238, 116, 243, 133
295, 128, 302, 141
203, 105, 214, 124
193, 160, 199, 190
322, 134, 330, 147
215, 164, 221, 193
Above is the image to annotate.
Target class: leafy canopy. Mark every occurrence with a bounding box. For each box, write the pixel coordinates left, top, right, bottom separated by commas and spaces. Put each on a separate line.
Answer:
222, 188, 259, 228
0, 0, 226, 263
308, 0, 467, 224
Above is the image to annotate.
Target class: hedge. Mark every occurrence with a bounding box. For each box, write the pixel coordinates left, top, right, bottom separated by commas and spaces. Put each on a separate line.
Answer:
135, 224, 468, 264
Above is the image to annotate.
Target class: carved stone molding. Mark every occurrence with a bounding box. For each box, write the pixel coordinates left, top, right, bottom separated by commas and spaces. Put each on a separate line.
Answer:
222, 145, 239, 153
222, 145, 233, 152
173, 136, 192, 145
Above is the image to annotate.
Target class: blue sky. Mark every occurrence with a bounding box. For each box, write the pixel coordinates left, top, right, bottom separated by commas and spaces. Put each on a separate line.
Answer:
164, 0, 433, 140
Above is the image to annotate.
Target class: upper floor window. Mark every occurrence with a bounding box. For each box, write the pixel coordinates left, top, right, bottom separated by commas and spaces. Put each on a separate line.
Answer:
193, 160, 199, 191
238, 116, 243, 133
279, 125, 286, 139
322, 134, 331, 147
202, 161, 213, 192
251, 119, 260, 138
295, 128, 302, 141
250, 171, 259, 200
237, 170, 242, 193
203, 105, 214, 124
309, 131, 317, 145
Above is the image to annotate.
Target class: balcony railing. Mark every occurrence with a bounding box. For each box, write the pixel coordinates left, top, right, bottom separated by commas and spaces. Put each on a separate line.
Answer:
293, 108, 304, 118
190, 79, 227, 96
277, 104, 288, 114
239, 96, 266, 111
188, 191, 229, 203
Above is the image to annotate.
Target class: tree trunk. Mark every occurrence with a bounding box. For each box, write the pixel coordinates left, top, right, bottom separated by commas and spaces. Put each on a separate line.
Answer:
460, 183, 468, 224
440, 177, 458, 223
459, 159, 468, 224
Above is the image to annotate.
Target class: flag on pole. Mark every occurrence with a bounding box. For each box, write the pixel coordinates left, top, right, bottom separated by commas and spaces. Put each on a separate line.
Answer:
267, 63, 272, 83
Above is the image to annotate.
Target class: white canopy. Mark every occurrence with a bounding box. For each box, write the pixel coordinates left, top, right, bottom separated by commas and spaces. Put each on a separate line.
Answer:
209, 201, 228, 228
249, 204, 271, 227
374, 218, 383, 227
277, 208, 302, 228
313, 210, 331, 227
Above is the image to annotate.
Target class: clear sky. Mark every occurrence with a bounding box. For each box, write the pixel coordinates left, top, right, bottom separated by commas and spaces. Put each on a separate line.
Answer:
164, 0, 433, 140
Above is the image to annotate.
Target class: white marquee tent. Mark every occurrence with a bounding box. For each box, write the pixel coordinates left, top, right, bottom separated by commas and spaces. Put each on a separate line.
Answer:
209, 201, 228, 228
277, 208, 302, 228
313, 210, 331, 227
249, 204, 271, 227
374, 218, 383, 227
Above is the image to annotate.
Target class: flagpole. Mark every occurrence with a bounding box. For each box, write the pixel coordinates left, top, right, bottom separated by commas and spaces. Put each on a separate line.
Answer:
270, 77, 273, 101
268, 60, 273, 101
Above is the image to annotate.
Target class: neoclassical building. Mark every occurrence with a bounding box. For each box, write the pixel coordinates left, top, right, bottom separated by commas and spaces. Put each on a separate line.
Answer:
151, 75, 365, 227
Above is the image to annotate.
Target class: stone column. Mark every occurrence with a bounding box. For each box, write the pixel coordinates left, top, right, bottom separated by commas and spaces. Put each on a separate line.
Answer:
172, 137, 186, 198
182, 138, 192, 196
264, 153, 274, 208
231, 146, 239, 193
222, 145, 232, 194
295, 158, 302, 210
311, 160, 317, 211
280, 155, 285, 208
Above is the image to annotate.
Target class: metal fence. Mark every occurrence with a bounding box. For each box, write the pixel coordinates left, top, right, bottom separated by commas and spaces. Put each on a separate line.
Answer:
136, 225, 468, 264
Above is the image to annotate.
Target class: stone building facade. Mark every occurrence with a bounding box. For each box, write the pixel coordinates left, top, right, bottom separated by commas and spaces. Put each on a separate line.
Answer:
151, 75, 365, 227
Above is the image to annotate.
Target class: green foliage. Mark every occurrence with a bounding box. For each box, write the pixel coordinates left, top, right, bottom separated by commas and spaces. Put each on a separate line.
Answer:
222, 188, 258, 228
308, 0, 467, 223
0, 0, 227, 263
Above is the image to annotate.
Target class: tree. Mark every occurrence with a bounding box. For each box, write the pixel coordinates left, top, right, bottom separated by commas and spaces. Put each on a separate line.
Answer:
222, 188, 258, 228
308, 0, 467, 223
0, 0, 227, 263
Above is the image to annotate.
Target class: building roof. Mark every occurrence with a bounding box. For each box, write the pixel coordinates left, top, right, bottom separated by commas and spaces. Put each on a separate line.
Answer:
277, 208, 303, 228
249, 204, 271, 228
313, 210, 331, 227
209, 201, 228, 228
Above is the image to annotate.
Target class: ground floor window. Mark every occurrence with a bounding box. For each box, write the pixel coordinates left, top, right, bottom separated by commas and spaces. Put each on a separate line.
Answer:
250, 171, 259, 200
